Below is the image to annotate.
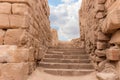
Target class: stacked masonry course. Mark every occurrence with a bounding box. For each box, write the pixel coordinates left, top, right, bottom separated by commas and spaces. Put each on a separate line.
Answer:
0, 0, 52, 80
80, 0, 120, 80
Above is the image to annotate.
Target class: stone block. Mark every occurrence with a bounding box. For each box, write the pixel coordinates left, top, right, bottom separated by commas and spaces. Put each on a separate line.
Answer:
105, 0, 117, 11
106, 48, 120, 61
96, 12, 105, 19
12, 3, 29, 15
95, 50, 106, 57
97, 42, 107, 50
0, 63, 29, 80
98, 60, 108, 72
101, 10, 120, 33
9, 15, 28, 28
0, 29, 5, 45
0, 14, 9, 29
4, 29, 27, 45
97, 31, 110, 41
0, 3, 11, 14
97, 72, 119, 80
0, 45, 30, 63
95, 56, 105, 62
110, 30, 120, 45
95, 4, 105, 12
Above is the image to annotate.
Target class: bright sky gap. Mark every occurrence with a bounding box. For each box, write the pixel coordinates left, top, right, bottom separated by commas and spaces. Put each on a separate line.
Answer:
48, 0, 82, 41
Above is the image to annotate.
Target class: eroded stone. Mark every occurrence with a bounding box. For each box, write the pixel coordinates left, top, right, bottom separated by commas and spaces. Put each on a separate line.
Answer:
110, 30, 120, 45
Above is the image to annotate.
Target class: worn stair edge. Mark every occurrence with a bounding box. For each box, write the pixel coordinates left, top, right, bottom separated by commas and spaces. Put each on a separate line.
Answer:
46, 52, 88, 55
39, 62, 94, 69
42, 58, 90, 63
48, 48, 83, 50
44, 68, 94, 76
44, 54, 89, 59
44, 53, 89, 57
48, 50, 85, 52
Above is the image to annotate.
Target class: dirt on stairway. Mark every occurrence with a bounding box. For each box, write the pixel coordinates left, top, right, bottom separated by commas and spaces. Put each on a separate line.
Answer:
27, 67, 98, 80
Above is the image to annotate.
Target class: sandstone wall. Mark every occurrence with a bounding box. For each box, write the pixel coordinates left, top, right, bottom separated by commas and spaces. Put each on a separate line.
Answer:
71, 38, 84, 48
0, 0, 52, 80
80, 0, 120, 79
51, 29, 58, 47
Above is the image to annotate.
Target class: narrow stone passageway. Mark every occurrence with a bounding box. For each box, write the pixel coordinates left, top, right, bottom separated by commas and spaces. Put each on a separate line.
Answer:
0, 0, 120, 80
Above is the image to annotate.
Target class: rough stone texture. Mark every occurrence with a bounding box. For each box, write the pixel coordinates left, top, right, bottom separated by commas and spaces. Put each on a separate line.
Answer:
101, 9, 120, 33
79, 0, 120, 80
0, 3, 11, 14
0, 45, 35, 63
0, 14, 9, 28
51, 29, 58, 47
0, 63, 29, 80
95, 50, 106, 57
110, 30, 120, 44
4, 29, 26, 45
97, 31, 110, 41
97, 72, 119, 80
96, 62, 119, 80
12, 3, 29, 15
9, 15, 28, 28
97, 42, 107, 50
71, 38, 85, 48
106, 46, 120, 61
0, 30, 5, 45
0, 0, 52, 80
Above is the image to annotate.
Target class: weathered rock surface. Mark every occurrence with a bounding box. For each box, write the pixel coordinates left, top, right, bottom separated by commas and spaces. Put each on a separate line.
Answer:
97, 63, 119, 80
71, 38, 85, 48
110, 30, 120, 44
79, 0, 120, 80
0, 0, 52, 80
51, 29, 58, 47
106, 48, 120, 61
101, 0, 120, 33
97, 72, 119, 80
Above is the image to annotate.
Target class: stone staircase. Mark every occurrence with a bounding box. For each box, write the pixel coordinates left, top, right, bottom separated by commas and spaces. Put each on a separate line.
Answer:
39, 48, 94, 76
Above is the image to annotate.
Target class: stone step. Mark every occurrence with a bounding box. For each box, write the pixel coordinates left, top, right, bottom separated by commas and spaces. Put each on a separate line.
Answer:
47, 51, 85, 55
49, 48, 82, 50
47, 51, 87, 55
44, 69, 94, 76
39, 62, 94, 69
42, 58, 90, 63
47, 51, 85, 54
48, 50, 85, 52
47, 50, 86, 54
63, 52, 87, 55
44, 54, 89, 59
48, 48, 83, 50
